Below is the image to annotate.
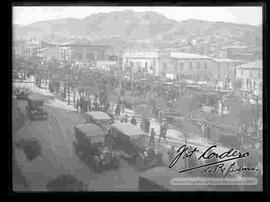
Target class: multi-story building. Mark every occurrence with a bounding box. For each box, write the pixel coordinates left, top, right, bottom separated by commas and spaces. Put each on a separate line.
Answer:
235, 60, 262, 95
212, 58, 240, 81
58, 39, 110, 64
122, 49, 159, 75
122, 49, 240, 82
226, 45, 262, 62
37, 41, 59, 60
159, 51, 214, 81
21, 40, 41, 57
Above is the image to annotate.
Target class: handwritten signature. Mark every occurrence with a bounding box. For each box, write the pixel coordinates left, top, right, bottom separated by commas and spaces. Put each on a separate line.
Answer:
169, 145, 258, 178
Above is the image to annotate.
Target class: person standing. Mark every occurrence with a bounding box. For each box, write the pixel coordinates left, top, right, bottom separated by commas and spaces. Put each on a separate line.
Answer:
130, 116, 137, 125
205, 124, 211, 142
201, 122, 206, 138
162, 122, 169, 143
159, 122, 163, 143
114, 104, 121, 118
140, 119, 144, 131
124, 114, 128, 123
88, 97, 92, 112
167, 146, 175, 163
149, 128, 156, 146
145, 118, 150, 134
76, 98, 80, 113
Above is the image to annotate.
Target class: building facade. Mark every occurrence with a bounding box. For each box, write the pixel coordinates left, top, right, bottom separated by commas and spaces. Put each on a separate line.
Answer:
235, 60, 262, 94
122, 49, 241, 82
122, 49, 159, 75
59, 42, 109, 64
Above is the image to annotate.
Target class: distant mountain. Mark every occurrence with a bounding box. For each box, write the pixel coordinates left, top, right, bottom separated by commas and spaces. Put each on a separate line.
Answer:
14, 10, 176, 42
14, 11, 262, 48
150, 18, 262, 46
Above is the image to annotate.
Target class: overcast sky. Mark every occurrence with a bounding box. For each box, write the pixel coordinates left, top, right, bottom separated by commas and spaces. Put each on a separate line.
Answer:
13, 6, 262, 26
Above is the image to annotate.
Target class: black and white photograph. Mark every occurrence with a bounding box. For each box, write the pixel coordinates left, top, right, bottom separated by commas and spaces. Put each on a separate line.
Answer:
12, 5, 263, 192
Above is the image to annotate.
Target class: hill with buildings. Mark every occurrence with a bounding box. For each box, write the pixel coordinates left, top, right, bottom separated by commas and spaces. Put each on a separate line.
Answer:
14, 10, 262, 58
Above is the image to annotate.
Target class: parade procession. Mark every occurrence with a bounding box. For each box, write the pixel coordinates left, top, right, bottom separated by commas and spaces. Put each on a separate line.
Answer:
12, 6, 263, 192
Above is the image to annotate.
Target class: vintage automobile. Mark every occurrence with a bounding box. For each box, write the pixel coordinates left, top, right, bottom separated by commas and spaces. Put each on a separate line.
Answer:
25, 94, 48, 120
84, 111, 112, 130
73, 123, 119, 172
15, 88, 29, 100
105, 123, 164, 170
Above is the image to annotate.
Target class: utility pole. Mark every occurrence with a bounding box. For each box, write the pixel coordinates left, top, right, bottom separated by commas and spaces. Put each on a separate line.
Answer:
67, 69, 71, 105
131, 65, 133, 103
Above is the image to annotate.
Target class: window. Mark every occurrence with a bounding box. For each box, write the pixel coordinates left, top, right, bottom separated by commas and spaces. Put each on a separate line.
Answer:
189, 62, 193, 71
197, 74, 200, 79
163, 63, 167, 71
204, 62, 207, 69
77, 53, 82, 60
174, 63, 178, 72
97, 53, 104, 60
87, 53, 95, 61
218, 63, 220, 71
145, 62, 148, 72
204, 74, 207, 80
218, 75, 220, 79
197, 62, 200, 69
241, 70, 244, 76
250, 71, 254, 78
180, 63, 184, 71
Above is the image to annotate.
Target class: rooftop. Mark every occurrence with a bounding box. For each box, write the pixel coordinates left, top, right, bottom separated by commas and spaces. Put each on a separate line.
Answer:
110, 123, 144, 137
235, 60, 262, 69
123, 50, 159, 58
59, 38, 108, 47
86, 111, 111, 120
74, 123, 104, 137
170, 52, 211, 59
213, 58, 239, 62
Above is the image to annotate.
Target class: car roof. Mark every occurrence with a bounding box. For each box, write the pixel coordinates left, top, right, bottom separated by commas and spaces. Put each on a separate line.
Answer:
74, 123, 104, 137
85, 111, 111, 120
110, 123, 144, 137
27, 94, 44, 102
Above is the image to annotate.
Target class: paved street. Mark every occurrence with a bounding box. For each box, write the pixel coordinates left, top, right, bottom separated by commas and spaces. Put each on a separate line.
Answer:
13, 80, 245, 191
13, 82, 143, 191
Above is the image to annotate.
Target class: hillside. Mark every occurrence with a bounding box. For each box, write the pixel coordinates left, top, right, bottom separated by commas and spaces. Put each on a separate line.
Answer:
14, 11, 262, 50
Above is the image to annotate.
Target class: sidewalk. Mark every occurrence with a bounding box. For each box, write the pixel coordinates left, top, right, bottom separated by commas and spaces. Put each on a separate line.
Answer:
16, 77, 226, 151
14, 77, 77, 112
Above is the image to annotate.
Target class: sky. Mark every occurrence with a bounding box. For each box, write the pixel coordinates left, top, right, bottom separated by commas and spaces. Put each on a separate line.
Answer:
13, 6, 263, 26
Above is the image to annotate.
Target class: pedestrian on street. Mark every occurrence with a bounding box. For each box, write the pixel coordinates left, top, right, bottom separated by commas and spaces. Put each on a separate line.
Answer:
88, 97, 92, 112
130, 116, 137, 125
167, 146, 175, 163
162, 122, 169, 143
115, 104, 121, 118
206, 124, 211, 141
140, 120, 144, 131
76, 98, 80, 112
85, 98, 89, 112
149, 128, 156, 146
201, 122, 206, 138
159, 123, 163, 143
145, 118, 150, 133
124, 114, 128, 123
